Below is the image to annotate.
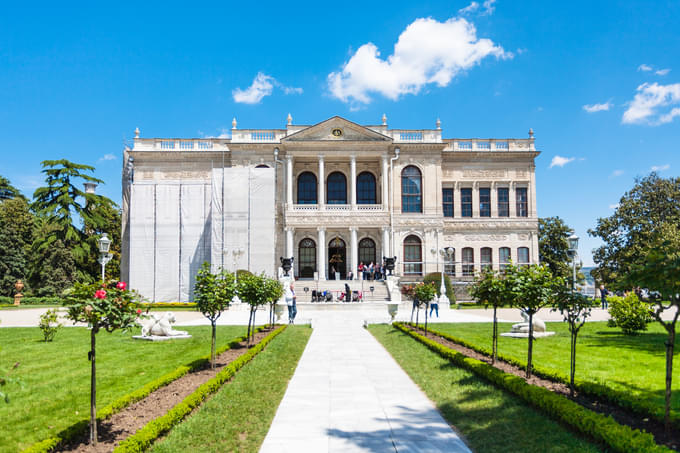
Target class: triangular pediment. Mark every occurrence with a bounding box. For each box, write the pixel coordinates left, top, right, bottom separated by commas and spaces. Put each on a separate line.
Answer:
283, 116, 392, 142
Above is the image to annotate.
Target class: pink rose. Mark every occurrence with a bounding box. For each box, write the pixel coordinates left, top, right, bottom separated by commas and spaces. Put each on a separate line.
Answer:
94, 289, 107, 299
136, 309, 142, 314
117, 281, 127, 290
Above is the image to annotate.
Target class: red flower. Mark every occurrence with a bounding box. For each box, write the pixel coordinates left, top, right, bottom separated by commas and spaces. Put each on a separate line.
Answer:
136, 309, 142, 314
94, 289, 107, 299
117, 281, 127, 290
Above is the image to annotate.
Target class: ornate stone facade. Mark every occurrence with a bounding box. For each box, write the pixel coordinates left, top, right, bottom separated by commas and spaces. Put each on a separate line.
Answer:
121, 116, 539, 300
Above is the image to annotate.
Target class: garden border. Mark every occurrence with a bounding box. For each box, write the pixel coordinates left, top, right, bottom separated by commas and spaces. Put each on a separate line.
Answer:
392, 322, 671, 453
409, 322, 679, 430
22, 325, 270, 453
114, 324, 286, 452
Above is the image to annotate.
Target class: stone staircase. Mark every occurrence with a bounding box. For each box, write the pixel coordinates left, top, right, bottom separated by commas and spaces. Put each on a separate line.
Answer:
293, 279, 390, 303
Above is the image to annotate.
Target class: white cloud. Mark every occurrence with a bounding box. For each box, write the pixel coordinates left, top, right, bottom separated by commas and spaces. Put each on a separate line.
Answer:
481, 0, 496, 15
232, 72, 302, 104
458, 2, 479, 14
651, 164, 670, 172
656, 68, 671, 76
327, 17, 510, 105
622, 82, 680, 125
638, 64, 652, 72
610, 169, 624, 177
98, 153, 116, 161
549, 156, 575, 168
583, 101, 612, 113
609, 203, 620, 210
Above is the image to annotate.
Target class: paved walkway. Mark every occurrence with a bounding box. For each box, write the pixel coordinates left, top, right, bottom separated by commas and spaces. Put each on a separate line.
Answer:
259, 313, 471, 453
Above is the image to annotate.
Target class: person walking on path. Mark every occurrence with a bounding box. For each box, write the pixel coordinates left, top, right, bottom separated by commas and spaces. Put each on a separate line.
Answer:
599, 284, 609, 309
430, 297, 439, 318
285, 282, 297, 324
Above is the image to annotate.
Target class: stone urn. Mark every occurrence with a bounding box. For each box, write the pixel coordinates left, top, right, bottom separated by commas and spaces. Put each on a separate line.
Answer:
274, 303, 285, 323
14, 280, 24, 306
386, 302, 399, 323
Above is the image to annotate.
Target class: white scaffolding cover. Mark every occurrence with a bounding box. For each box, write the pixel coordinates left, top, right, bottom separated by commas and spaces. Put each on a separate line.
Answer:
129, 184, 155, 301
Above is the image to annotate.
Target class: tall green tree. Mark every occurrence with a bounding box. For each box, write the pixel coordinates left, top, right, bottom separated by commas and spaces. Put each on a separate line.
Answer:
627, 224, 680, 436
0, 176, 25, 201
0, 198, 34, 296
28, 217, 78, 296
469, 269, 511, 364
589, 173, 680, 288
539, 216, 574, 280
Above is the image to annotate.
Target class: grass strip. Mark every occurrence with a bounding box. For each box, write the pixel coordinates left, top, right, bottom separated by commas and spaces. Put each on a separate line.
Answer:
150, 326, 312, 453
393, 322, 670, 453
414, 322, 680, 429
114, 325, 287, 453
22, 326, 267, 453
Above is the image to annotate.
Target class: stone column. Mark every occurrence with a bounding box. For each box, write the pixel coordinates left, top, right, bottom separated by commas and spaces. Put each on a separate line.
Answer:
529, 167, 538, 218
286, 156, 293, 206
472, 181, 480, 217
318, 155, 325, 210
454, 181, 460, 218
382, 227, 390, 259
350, 227, 358, 279
286, 227, 294, 259
317, 227, 326, 280
381, 156, 389, 208
490, 181, 498, 217
350, 155, 357, 208
509, 182, 517, 217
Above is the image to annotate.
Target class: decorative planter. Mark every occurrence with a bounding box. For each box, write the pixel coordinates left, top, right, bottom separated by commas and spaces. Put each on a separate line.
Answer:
386, 302, 399, 323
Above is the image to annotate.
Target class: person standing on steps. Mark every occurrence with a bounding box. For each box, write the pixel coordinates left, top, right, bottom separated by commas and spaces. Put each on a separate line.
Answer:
286, 282, 297, 324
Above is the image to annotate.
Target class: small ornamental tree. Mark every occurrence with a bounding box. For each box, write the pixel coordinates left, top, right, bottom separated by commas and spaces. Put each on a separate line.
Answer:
553, 287, 592, 397
469, 269, 510, 364
63, 280, 142, 445
239, 273, 278, 344
628, 229, 680, 435
194, 263, 235, 369
506, 263, 558, 379
413, 281, 437, 334
265, 278, 285, 327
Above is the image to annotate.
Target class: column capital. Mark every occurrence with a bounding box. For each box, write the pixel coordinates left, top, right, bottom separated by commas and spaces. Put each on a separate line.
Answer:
350, 154, 356, 161
318, 154, 325, 162
285, 226, 295, 232
381, 226, 390, 233
349, 226, 358, 232
316, 226, 326, 232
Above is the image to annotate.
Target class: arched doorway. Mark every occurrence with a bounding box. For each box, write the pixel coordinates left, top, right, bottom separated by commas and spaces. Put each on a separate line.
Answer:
358, 237, 376, 267
328, 236, 346, 279
298, 238, 316, 278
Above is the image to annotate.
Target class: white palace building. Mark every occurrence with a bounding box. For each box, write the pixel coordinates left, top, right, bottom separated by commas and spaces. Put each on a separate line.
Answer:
121, 115, 540, 303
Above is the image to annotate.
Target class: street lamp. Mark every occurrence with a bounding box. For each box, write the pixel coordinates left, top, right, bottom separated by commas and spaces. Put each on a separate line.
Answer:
438, 247, 455, 303
567, 233, 579, 292
98, 233, 113, 283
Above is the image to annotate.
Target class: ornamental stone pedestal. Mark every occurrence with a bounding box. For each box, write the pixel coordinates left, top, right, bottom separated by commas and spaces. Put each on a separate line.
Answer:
14, 280, 24, 306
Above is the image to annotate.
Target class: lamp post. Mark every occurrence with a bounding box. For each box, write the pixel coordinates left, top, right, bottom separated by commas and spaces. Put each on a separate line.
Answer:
98, 233, 113, 283
438, 247, 455, 304
567, 234, 579, 293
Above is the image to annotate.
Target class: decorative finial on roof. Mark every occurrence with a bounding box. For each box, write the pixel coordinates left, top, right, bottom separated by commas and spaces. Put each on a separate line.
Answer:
382, 113, 387, 126
436, 118, 441, 130
232, 117, 237, 129
134, 127, 140, 138
529, 128, 534, 139
287, 113, 292, 125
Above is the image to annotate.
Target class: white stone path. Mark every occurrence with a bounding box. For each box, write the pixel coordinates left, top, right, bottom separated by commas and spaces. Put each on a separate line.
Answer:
259, 313, 471, 453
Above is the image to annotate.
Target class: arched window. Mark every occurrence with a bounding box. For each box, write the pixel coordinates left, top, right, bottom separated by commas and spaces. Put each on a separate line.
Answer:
462, 247, 474, 276
518, 247, 530, 266
298, 238, 316, 278
327, 172, 347, 204
357, 172, 377, 204
255, 164, 270, 168
444, 248, 456, 276
359, 238, 376, 266
401, 166, 422, 213
481, 247, 493, 271
297, 172, 317, 204
499, 247, 511, 271
403, 235, 422, 275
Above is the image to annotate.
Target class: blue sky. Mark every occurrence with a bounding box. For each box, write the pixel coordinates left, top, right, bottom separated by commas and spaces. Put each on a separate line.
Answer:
1, 0, 679, 265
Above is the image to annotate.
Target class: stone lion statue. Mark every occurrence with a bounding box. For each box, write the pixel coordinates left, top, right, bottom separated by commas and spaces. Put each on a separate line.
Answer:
140, 312, 188, 337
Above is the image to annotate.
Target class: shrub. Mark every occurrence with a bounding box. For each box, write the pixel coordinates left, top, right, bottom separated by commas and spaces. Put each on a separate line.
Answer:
38, 308, 62, 342
423, 272, 455, 303
608, 293, 653, 334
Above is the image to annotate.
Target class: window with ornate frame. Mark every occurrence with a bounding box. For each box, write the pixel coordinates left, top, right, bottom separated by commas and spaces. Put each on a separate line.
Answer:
499, 247, 511, 271
358, 237, 376, 266
481, 247, 492, 271
461, 188, 472, 217
403, 235, 422, 275
401, 166, 422, 213
442, 188, 454, 217
297, 172, 317, 204
479, 188, 491, 217
462, 247, 474, 276
516, 187, 528, 217
518, 247, 530, 266
497, 187, 509, 217
357, 172, 377, 204
327, 172, 347, 204
298, 238, 316, 278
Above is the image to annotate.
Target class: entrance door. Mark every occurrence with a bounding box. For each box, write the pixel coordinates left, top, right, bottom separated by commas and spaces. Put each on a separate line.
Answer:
328, 236, 346, 279
298, 238, 316, 278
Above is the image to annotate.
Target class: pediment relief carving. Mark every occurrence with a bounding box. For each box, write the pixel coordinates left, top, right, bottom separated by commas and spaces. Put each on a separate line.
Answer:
283, 117, 392, 142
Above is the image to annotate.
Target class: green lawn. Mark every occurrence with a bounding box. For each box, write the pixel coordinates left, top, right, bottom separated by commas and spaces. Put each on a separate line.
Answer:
0, 325, 247, 452
369, 325, 601, 452
150, 326, 312, 453
427, 321, 680, 415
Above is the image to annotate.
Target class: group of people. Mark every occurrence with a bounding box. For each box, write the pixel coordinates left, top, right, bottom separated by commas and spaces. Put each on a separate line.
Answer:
357, 261, 385, 281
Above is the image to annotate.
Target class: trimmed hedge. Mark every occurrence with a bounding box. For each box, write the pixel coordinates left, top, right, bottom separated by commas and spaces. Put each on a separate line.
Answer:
393, 322, 671, 453
22, 326, 269, 453
114, 325, 287, 452
409, 323, 680, 430
139, 302, 198, 308
0, 296, 63, 305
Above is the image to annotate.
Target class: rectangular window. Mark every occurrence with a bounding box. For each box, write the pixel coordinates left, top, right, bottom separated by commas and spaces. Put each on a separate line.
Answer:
479, 188, 491, 217
497, 188, 509, 217
462, 248, 474, 276
516, 187, 528, 217
442, 188, 454, 217
461, 188, 472, 217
